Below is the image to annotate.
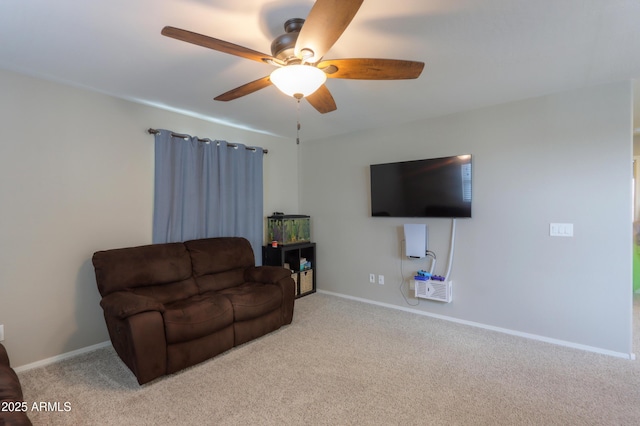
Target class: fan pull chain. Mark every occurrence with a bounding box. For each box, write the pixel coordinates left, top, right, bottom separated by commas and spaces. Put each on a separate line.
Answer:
296, 97, 301, 145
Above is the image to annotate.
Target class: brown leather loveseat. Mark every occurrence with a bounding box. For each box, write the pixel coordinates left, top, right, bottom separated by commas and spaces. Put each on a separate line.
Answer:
92, 237, 295, 385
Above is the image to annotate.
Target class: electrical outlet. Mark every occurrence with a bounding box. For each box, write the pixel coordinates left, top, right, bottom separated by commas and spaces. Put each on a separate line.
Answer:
378, 275, 385, 285
0, 325, 4, 342
369, 274, 375, 283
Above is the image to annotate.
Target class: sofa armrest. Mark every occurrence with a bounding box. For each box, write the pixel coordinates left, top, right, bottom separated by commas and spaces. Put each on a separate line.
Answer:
0, 343, 9, 367
245, 266, 291, 284
246, 266, 295, 325
100, 292, 165, 319
0, 344, 32, 425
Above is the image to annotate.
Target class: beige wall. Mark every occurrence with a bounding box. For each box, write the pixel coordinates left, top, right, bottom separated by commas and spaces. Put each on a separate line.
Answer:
0, 69, 298, 367
300, 81, 634, 356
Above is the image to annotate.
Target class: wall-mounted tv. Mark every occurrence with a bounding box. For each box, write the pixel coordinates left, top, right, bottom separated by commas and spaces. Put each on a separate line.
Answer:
370, 155, 472, 218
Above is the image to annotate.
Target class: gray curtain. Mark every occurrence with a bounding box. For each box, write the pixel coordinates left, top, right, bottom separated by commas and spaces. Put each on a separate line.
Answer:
153, 129, 264, 263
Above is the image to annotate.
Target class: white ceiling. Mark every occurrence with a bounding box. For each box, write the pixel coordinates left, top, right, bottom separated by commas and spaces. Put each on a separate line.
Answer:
2, 0, 640, 141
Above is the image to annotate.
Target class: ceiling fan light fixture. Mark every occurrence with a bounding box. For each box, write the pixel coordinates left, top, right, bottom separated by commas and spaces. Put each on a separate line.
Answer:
270, 65, 327, 98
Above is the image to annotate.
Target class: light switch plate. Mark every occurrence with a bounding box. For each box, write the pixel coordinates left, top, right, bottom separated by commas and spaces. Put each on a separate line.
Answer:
550, 223, 574, 237
0, 325, 4, 342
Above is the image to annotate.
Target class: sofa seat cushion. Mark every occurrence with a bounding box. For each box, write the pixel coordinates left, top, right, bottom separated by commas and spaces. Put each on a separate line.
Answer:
218, 283, 282, 322
163, 294, 234, 344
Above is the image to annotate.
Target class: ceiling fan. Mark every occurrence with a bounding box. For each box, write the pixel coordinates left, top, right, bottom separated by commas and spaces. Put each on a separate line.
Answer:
161, 0, 425, 114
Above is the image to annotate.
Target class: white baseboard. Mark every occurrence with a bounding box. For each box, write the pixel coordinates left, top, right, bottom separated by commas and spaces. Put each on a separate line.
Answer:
12, 289, 636, 373
13, 341, 112, 373
317, 290, 636, 361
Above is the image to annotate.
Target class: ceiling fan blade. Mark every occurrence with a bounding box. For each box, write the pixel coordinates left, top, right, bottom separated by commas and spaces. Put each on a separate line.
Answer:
294, 0, 364, 63
162, 26, 280, 65
305, 85, 337, 114
214, 76, 273, 102
318, 59, 425, 80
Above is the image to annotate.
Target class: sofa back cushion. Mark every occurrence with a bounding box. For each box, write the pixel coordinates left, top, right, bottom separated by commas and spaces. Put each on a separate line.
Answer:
92, 242, 198, 303
185, 237, 255, 292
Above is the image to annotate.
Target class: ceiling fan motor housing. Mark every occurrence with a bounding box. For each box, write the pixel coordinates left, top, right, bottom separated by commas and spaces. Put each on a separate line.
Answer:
271, 18, 305, 63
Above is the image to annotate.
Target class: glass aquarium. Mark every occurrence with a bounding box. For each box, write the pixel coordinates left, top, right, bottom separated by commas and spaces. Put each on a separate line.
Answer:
267, 215, 310, 245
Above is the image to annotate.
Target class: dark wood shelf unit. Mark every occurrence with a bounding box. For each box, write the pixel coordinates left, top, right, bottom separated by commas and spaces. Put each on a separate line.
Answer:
262, 242, 316, 298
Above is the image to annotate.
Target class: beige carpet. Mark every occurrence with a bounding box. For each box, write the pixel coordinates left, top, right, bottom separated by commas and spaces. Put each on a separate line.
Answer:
18, 293, 640, 425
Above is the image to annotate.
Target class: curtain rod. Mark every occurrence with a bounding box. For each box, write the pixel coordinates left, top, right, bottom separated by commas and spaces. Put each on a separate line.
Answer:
147, 128, 268, 154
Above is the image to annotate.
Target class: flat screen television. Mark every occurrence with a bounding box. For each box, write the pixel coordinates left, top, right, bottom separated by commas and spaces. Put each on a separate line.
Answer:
370, 155, 472, 218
